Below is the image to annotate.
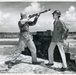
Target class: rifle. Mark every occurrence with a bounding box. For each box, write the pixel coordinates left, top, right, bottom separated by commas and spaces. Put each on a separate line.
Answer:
28, 9, 51, 18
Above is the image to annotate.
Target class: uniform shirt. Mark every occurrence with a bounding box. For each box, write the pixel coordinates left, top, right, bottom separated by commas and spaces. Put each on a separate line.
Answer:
18, 17, 38, 33
18, 16, 39, 41
51, 19, 67, 43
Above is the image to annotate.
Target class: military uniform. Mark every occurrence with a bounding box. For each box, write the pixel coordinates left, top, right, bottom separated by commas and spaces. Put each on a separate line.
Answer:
48, 19, 68, 68
9, 16, 39, 63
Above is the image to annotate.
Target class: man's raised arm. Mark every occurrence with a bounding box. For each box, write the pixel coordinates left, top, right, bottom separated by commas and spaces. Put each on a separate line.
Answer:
27, 15, 40, 26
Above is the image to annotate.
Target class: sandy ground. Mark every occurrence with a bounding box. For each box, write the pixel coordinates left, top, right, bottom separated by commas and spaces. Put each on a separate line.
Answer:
0, 47, 76, 74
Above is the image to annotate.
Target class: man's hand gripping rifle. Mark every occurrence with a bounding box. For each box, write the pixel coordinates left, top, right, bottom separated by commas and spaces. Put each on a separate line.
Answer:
28, 9, 51, 18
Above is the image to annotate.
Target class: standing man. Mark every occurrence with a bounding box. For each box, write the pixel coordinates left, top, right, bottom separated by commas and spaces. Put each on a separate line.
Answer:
46, 10, 68, 71
5, 12, 40, 68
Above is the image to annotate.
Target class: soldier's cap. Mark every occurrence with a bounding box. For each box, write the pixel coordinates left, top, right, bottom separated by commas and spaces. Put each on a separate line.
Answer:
52, 10, 61, 16
20, 12, 26, 16
20, 12, 28, 19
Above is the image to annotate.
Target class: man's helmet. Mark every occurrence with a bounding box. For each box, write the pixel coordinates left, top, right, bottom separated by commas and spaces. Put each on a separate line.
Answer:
52, 10, 61, 17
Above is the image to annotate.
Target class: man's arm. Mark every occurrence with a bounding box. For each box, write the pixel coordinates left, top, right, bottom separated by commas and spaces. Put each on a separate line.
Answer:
62, 21, 67, 34
61, 21, 69, 39
26, 15, 40, 26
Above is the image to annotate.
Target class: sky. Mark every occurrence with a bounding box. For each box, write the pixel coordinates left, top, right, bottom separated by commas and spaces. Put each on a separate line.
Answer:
0, 2, 76, 32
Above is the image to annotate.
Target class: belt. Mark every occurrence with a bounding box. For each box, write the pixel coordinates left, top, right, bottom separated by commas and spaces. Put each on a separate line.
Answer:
20, 30, 28, 32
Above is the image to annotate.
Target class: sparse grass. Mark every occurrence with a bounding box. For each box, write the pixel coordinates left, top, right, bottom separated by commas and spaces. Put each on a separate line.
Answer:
0, 46, 76, 73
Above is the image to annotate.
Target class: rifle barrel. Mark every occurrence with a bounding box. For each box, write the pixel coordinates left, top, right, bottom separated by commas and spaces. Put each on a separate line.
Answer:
40, 9, 51, 14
